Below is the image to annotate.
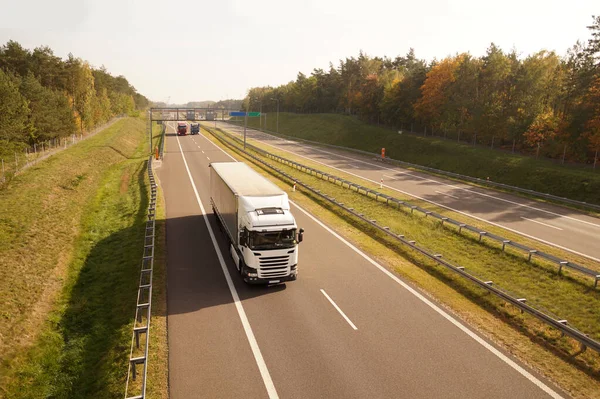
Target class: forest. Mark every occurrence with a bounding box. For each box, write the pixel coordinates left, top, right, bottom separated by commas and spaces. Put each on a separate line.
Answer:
0, 41, 149, 151
245, 16, 600, 165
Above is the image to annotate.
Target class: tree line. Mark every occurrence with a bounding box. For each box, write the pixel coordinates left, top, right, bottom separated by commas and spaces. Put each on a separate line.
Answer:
0, 40, 149, 149
245, 16, 600, 165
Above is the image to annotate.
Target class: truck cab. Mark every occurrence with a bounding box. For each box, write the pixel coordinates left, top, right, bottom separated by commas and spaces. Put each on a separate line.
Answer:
177, 122, 187, 135
190, 123, 200, 135
237, 199, 303, 283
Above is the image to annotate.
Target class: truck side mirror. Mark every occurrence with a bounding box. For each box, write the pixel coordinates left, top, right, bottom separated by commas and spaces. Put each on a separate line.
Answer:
298, 228, 304, 243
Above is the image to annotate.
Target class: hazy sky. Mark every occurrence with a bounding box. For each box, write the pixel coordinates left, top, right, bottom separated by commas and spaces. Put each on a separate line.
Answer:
0, 0, 597, 103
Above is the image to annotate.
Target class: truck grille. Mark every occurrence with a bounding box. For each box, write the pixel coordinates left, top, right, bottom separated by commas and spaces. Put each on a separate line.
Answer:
258, 255, 289, 278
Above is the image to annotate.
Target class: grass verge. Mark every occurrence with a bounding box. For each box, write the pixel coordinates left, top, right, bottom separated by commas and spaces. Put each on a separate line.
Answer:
235, 113, 600, 206
0, 117, 167, 398
203, 125, 600, 399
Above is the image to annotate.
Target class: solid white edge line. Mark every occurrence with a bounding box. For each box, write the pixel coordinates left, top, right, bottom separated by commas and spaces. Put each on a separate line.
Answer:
224, 126, 600, 263
289, 199, 563, 399
521, 217, 563, 231
320, 289, 358, 330
435, 190, 460, 200
175, 135, 279, 399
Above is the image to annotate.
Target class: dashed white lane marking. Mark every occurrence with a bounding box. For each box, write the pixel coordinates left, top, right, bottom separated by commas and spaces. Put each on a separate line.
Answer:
320, 289, 358, 330
520, 217, 563, 231
436, 190, 459, 199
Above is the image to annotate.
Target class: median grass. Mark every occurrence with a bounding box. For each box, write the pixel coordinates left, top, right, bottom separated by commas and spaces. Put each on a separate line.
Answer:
0, 117, 168, 398
203, 125, 600, 399
235, 113, 600, 206
213, 122, 600, 276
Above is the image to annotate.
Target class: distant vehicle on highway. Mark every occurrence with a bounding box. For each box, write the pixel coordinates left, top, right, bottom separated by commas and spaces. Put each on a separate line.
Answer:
190, 123, 200, 135
177, 122, 187, 135
210, 162, 304, 284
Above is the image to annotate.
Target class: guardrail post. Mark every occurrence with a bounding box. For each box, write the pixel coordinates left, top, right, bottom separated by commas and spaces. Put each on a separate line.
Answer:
502, 240, 510, 251
558, 261, 568, 274
528, 250, 537, 262
517, 298, 526, 313
557, 320, 568, 337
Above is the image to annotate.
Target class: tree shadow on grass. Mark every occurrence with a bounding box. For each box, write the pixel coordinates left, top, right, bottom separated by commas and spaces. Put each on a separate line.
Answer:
52, 161, 152, 398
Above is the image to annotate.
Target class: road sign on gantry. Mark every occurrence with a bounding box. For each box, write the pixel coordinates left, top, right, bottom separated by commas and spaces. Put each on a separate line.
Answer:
230, 111, 246, 117
247, 112, 261, 117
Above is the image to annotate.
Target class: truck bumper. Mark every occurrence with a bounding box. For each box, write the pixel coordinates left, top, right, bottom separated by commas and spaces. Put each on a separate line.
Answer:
241, 266, 297, 285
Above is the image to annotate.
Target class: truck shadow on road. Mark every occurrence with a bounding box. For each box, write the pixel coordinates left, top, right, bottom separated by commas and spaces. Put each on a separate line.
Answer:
165, 214, 287, 318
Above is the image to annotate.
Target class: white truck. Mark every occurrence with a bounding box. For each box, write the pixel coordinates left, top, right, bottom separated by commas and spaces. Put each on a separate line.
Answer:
210, 162, 304, 284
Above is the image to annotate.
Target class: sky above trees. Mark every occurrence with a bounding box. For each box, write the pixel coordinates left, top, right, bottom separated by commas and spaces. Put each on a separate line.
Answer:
0, 0, 598, 103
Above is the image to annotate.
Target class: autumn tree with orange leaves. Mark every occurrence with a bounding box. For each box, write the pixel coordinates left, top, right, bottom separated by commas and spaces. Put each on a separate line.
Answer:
414, 56, 460, 127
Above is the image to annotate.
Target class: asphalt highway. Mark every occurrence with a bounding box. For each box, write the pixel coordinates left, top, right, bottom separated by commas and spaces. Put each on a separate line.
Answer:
213, 121, 600, 262
157, 121, 565, 398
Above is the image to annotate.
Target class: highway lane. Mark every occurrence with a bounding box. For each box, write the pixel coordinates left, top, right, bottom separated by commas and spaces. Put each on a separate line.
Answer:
159, 121, 565, 398
158, 127, 269, 398
212, 121, 600, 262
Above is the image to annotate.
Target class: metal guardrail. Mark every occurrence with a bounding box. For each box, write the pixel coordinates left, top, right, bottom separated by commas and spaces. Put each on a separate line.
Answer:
216, 127, 600, 288
206, 125, 600, 355
124, 156, 157, 399
227, 121, 600, 212
158, 123, 166, 160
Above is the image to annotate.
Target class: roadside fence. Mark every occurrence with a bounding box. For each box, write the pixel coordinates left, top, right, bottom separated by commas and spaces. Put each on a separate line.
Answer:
1, 117, 123, 186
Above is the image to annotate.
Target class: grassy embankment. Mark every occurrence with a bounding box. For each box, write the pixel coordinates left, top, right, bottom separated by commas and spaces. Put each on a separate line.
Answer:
234, 113, 600, 206
0, 118, 168, 399
202, 124, 600, 399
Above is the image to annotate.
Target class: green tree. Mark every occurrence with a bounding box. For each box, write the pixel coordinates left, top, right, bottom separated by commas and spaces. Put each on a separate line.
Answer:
0, 69, 29, 142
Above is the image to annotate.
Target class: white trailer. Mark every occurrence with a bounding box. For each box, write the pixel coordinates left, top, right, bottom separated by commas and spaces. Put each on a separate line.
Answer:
210, 162, 304, 284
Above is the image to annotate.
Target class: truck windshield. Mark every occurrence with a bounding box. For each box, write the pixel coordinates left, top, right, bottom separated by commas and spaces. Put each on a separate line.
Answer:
249, 229, 296, 250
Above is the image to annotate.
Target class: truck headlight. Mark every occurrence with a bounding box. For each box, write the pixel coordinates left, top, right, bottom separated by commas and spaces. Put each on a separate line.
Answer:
247, 272, 258, 277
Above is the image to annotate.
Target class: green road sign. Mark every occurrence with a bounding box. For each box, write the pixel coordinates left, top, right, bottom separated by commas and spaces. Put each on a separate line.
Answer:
247, 112, 261, 117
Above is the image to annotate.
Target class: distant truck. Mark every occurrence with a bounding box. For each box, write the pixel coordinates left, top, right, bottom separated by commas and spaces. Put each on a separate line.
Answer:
190, 122, 200, 135
177, 122, 187, 135
210, 162, 304, 284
